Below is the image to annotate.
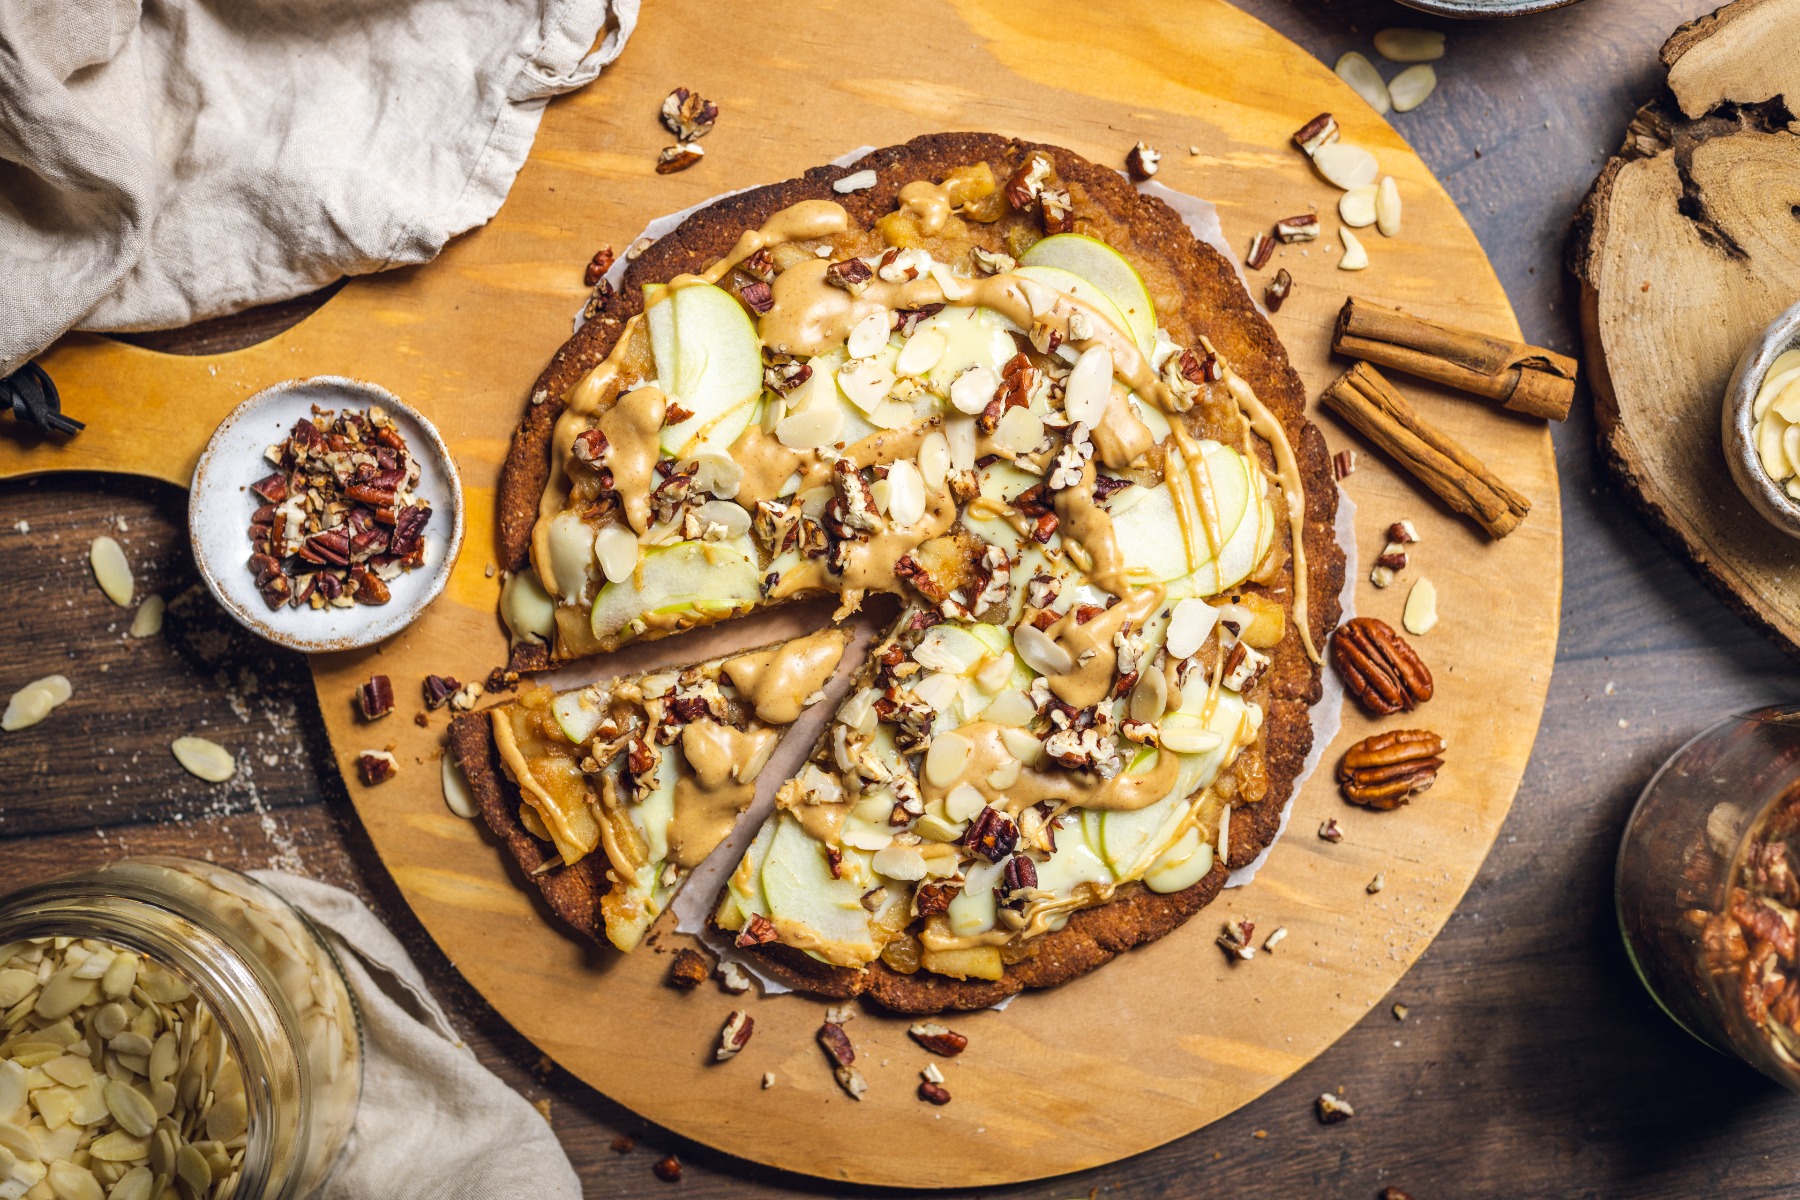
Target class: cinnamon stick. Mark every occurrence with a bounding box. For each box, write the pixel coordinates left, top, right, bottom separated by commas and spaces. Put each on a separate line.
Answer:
1321, 362, 1532, 539
1333, 297, 1577, 421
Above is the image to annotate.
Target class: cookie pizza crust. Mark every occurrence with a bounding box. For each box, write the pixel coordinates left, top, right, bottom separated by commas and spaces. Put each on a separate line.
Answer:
479, 132, 1343, 1013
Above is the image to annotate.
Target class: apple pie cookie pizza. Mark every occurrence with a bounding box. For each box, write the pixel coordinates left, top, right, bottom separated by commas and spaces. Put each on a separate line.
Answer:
463, 133, 1343, 1011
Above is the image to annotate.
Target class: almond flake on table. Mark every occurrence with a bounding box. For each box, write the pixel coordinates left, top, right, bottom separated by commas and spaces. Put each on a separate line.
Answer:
1374, 28, 1446, 63
2, 674, 73, 732
1389, 65, 1438, 113
171, 735, 236, 783
128, 594, 165, 638
1335, 52, 1391, 115
90, 535, 133, 606
1339, 227, 1370, 271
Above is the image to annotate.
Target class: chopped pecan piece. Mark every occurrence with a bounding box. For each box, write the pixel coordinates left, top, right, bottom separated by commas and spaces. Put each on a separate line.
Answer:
1275, 214, 1320, 243
715, 1010, 754, 1062
735, 913, 778, 947
422, 674, 460, 710
571, 428, 609, 467
1004, 152, 1054, 210
739, 247, 775, 282
1246, 231, 1275, 271
914, 881, 959, 917
655, 142, 704, 174
1293, 112, 1339, 156
961, 805, 1019, 862
1331, 617, 1433, 715
356, 674, 394, 720
1124, 141, 1160, 181
738, 280, 774, 314
1264, 268, 1293, 312
1316, 1092, 1356, 1124
652, 1156, 682, 1183
1038, 185, 1074, 233
918, 1080, 952, 1105
583, 246, 615, 287
1338, 729, 1445, 810
824, 257, 874, 294
357, 750, 398, 785
907, 1022, 968, 1057
659, 87, 718, 141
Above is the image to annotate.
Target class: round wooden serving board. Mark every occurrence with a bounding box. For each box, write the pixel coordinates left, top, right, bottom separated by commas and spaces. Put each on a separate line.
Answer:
1572, 0, 1800, 653
0, 0, 1561, 1185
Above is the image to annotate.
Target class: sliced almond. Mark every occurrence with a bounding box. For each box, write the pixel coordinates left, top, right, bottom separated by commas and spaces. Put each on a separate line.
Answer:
949, 365, 999, 415
872, 845, 929, 882
1157, 714, 1224, 755
897, 329, 947, 377
886, 460, 927, 527
775, 406, 843, 450
846, 310, 891, 359
1375, 176, 1402, 237
992, 407, 1045, 456
1338, 185, 1378, 228
1311, 141, 1379, 191
3, 675, 71, 732
128, 595, 165, 639
441, 754, 478, 820
89, 535, 133, 607
593, 524, 640, 582
1334, 52, 1391, 115
917, 432, 951, 490
1388, 64, 1438, 113
924, 730, 974, 788
171, 736, 236, 783
837, 359, 896, 413
1403, 577, 1439, 635
1165, 598, 1220, 659
1374, 28, 1446, 63
1013, 623, 1073, 677
1338, 227, 1370, 271
945, 415, 978, 472
1063, 346, 1113, 427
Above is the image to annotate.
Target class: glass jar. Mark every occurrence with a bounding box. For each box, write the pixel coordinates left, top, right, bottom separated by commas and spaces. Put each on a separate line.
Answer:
1617, 706, 1800, 1090
0, 858, 361, 1199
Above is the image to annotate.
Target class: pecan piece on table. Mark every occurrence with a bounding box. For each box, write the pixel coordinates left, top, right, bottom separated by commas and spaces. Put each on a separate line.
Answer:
1331, 616, 1433, 715
1337, 729, 1445, 810
667, 947, 709, 990
907, 1022, 968, 1057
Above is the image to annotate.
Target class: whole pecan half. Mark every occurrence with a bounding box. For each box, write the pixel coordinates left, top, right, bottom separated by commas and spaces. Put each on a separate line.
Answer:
1331, 616, 1433, 715
1338, 729, 1445, 810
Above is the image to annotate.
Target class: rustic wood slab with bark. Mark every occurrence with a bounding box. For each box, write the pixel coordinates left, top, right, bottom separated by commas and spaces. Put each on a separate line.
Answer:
4, 1, 1798, 1197
1571, 0, 1800, 652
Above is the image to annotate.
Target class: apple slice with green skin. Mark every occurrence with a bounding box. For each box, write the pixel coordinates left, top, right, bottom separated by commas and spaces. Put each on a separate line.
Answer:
551, 689, 606, 744
644, 282, 764, 459
590, 539, 759, 642
1144, 828, 1214, 894
1013, 265, 1137, 350
722, 818, 777, 928
759, 813, 878, 957
1196, 461, 1272, 596
1020, 234, 1157, 357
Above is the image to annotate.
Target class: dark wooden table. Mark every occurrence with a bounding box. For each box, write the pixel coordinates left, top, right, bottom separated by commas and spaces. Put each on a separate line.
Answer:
5, 2, 1794, 1195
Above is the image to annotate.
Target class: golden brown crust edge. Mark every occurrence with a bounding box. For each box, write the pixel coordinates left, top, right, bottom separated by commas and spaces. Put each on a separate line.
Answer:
488, 131, 1344, 1010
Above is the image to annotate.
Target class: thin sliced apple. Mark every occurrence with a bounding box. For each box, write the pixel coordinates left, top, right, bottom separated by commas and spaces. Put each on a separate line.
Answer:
590, 539, 759, 642
646, 282, 764, 458
1144, 828, 1214, 894
759, 813, 878, 958
551, 689, 606, 744
1020, 234, 1157, 356
1112, 480, 1202, 583
912, 306, 1020, 396
1013, 265, 1136, 350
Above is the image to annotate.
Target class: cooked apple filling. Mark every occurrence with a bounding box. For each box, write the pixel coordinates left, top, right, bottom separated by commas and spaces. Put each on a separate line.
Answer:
503, 153, 1314, 977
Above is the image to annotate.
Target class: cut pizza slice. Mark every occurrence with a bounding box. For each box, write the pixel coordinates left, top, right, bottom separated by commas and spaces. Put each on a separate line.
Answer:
449, 629, 848, 951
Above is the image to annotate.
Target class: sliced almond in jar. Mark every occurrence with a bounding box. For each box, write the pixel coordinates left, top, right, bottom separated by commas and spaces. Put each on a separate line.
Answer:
775, 406, 844, 450
1388, 64, 1437, 113
104, 1080, 157, 1138
1334, 52, 1391, 115
1338, 227, 1370, 271
1375, 176, 1402, 237
593, 524, 639, 582
128, 595, 165, 639
886, 460, 927, 527
1403, 576, 1439, 635
90, 535, 133, 607
992, 407, 1045, 456
917, 431, 951, 490
1374, 28, 1445, 63
171, 736, 236, 784
1338, 184, 1378, 228
1311, 141, 1379, 191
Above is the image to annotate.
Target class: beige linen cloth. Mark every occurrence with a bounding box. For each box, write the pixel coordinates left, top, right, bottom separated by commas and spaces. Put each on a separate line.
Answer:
254, 872, 581, 1200
0, 0, 637, 377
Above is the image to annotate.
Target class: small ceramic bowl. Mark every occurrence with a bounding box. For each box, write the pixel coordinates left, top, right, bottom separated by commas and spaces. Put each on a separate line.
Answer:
1721, 299, 1800, 541
190, 376, 464, 653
